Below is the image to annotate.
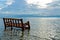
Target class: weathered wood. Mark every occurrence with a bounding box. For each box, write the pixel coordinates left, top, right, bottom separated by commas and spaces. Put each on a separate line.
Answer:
3, 18, 30, 31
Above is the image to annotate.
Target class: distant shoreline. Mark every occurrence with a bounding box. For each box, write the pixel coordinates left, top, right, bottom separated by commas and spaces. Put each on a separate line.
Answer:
0, 16, 60, 19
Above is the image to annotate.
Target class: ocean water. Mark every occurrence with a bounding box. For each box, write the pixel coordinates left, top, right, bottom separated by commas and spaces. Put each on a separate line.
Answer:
0, 17, 60, 40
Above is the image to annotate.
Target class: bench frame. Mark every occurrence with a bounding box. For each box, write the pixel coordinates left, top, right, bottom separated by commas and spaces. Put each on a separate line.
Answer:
3, 18, 30, 31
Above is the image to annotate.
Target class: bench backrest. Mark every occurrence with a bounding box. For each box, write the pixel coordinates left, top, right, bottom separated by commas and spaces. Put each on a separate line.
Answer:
3, 18, 23, 27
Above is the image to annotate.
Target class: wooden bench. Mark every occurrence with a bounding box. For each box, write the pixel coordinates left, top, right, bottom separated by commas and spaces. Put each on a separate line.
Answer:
3, 18, 30, 31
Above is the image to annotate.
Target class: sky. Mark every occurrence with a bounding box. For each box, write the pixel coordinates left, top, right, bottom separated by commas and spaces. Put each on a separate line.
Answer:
0, 0, 60, 16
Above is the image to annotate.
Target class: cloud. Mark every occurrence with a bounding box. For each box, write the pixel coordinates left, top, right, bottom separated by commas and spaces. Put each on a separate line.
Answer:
47, 0, 60, 9
0, 3, 7, 10
25, 0, 53, 8
0, 8, 2, 10
0, 0, 60, 16
5, 0, 15, 5
0, 0, 15, 10
0, 11, 12, 14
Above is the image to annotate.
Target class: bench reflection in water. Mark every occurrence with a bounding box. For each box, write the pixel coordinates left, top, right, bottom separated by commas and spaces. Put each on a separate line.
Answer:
0, 29, 30, 40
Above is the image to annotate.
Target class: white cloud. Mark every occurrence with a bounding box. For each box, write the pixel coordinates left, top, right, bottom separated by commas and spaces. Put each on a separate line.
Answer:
4, 11, 11, 14
6, 0, 15, 5
0, 8, 2, 10
25, 0, 53, 8
0, 6, 6, 10
1, 11, 12, 14
0, 0, 15, 10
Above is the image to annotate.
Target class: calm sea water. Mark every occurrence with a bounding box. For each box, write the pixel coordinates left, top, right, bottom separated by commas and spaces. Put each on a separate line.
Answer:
0, 17, 60, 40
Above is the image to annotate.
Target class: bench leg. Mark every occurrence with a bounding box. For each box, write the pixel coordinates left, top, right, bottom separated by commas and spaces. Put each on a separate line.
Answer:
28, 21, 30, 30
4, 26, 6, 31
22, 27, 24, 31
11, 27, 13, 31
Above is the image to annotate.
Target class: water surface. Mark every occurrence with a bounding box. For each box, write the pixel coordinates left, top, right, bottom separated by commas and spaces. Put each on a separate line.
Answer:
0, 17, 60, 40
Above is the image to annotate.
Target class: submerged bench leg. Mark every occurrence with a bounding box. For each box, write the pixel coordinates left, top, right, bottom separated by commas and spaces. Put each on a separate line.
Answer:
4, 26, 6, 31
11, 27, 13, 31
28, 21, 30, 30
22, 27, 24, 31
